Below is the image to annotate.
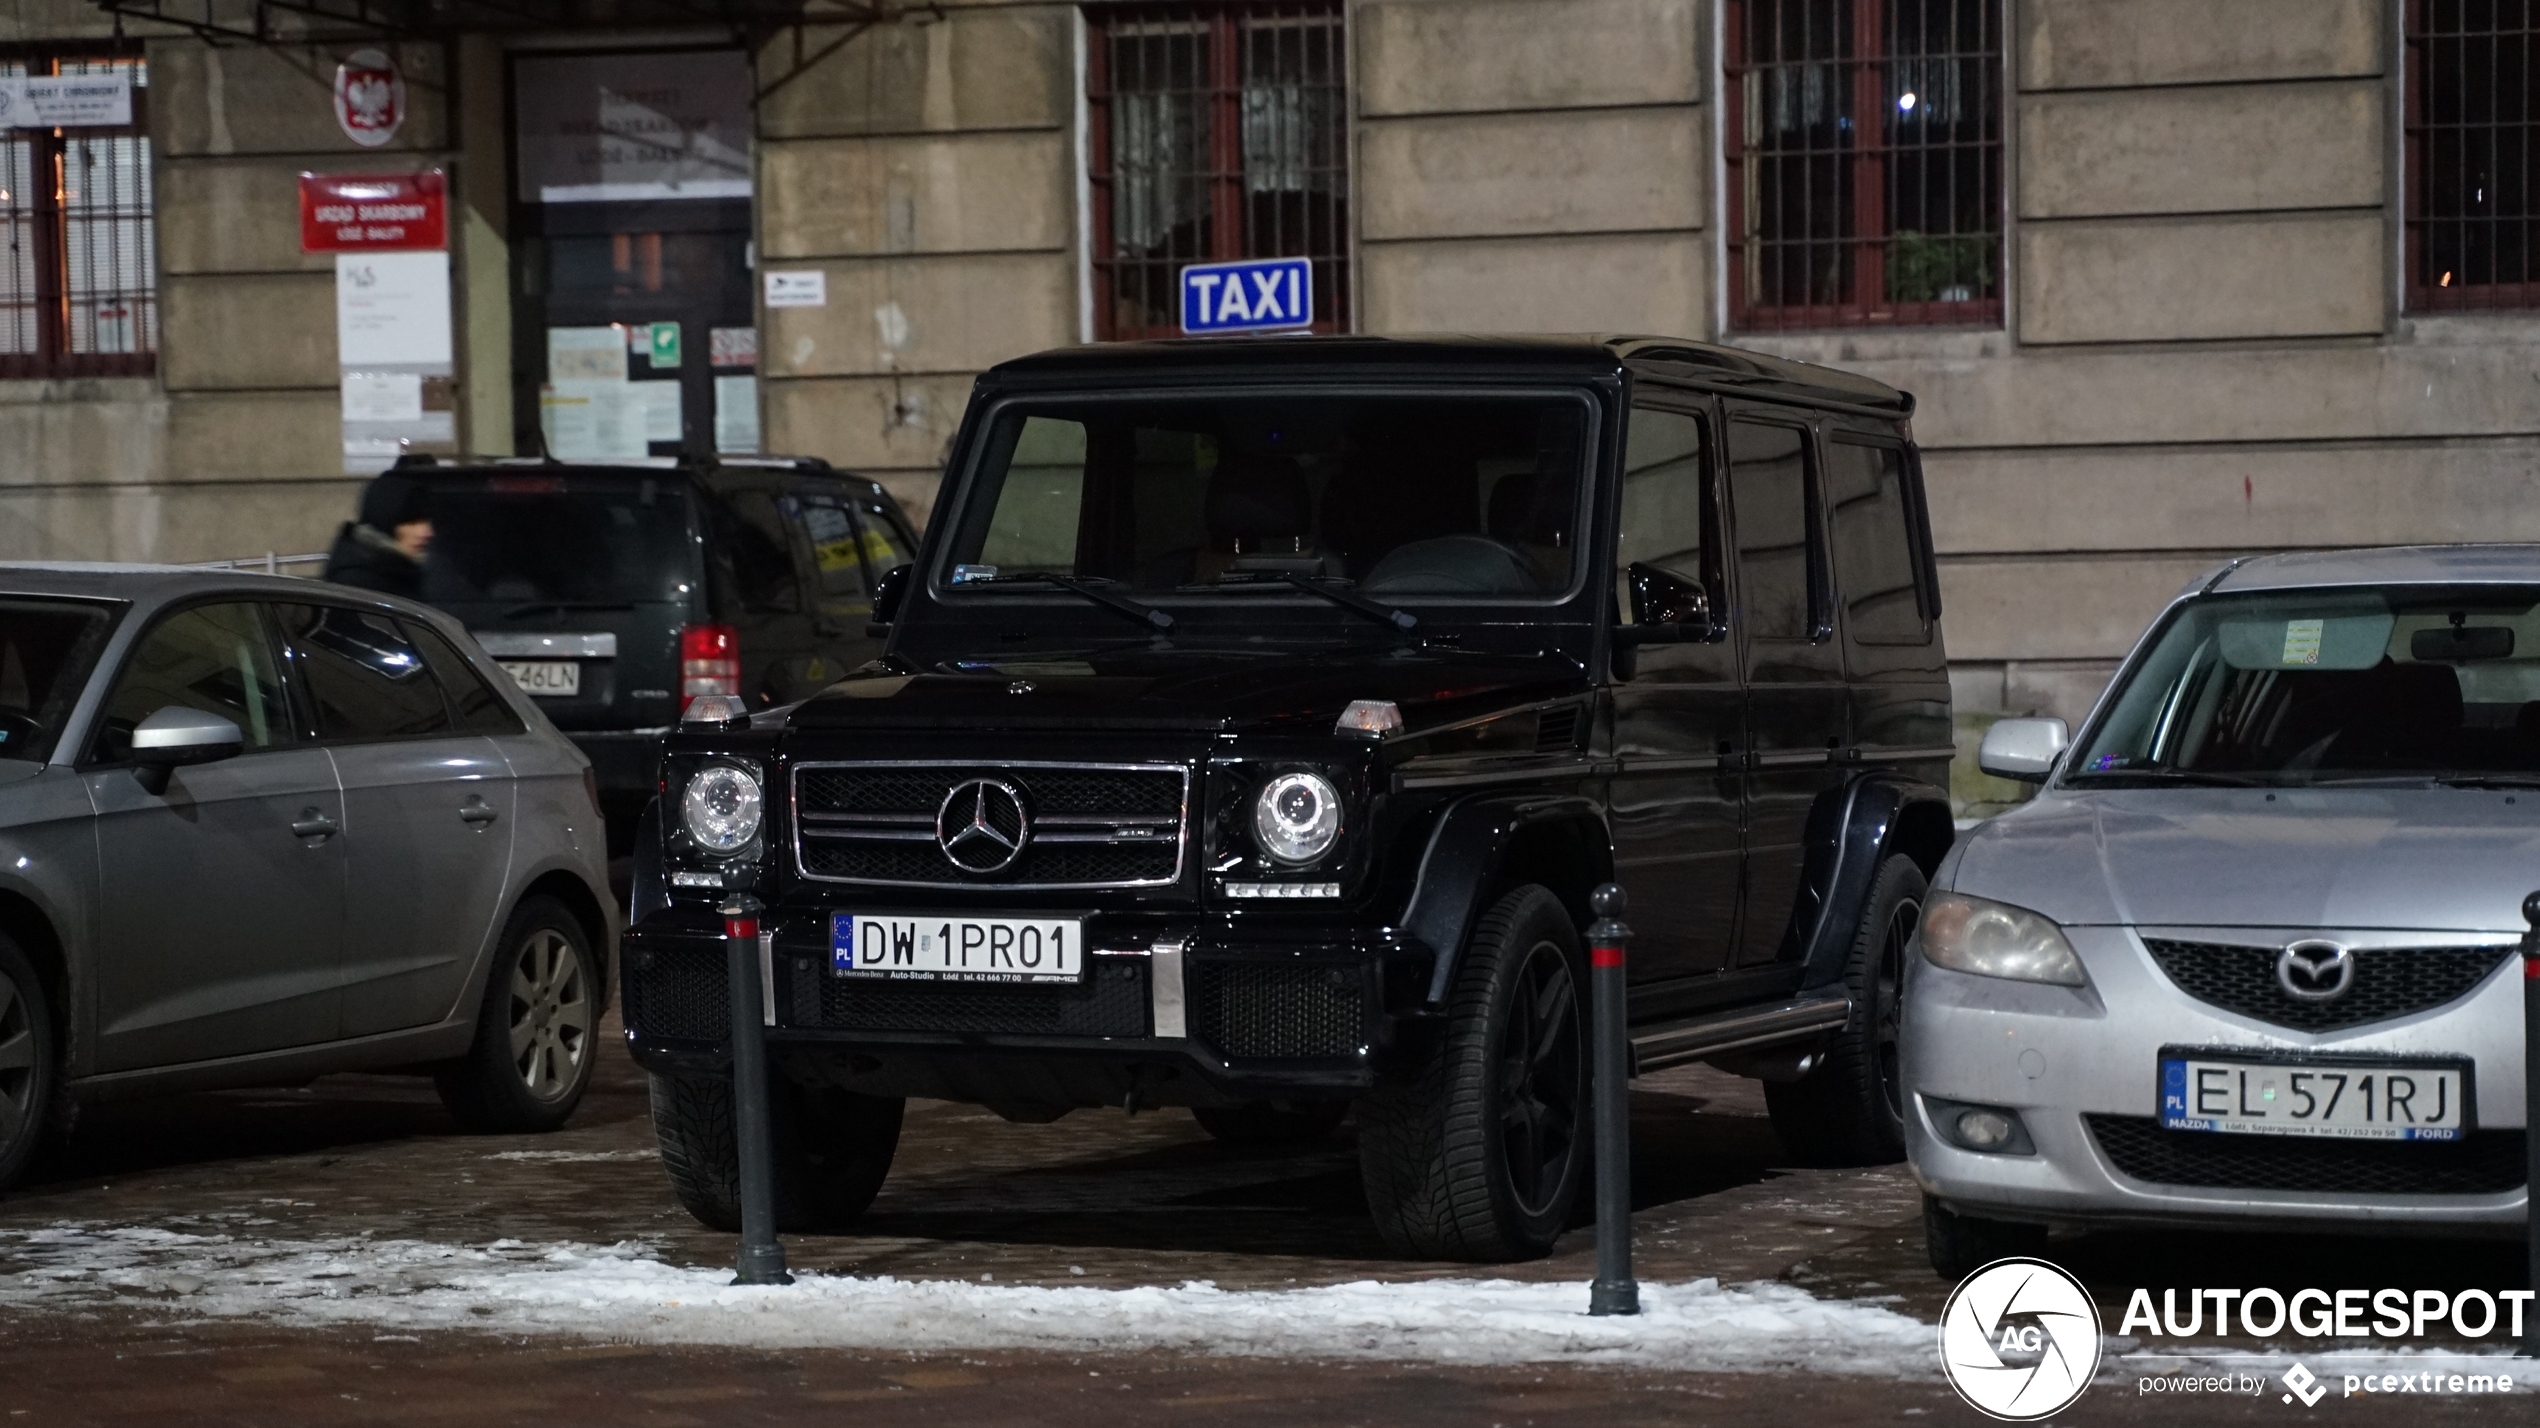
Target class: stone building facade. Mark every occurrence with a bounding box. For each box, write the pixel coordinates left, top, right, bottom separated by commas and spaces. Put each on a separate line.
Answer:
1, 0, 2533, 800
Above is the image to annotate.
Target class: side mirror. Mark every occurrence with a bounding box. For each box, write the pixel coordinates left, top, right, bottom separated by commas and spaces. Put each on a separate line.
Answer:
130, 705, 245, 795
1614, 563, 1712, 646
1977, 717, 2070, 784
866, 562, 912, 638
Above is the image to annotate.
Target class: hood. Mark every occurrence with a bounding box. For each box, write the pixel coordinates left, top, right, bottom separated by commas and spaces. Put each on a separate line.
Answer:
1953, 786, 2540, 935
785, 644, 1587, 737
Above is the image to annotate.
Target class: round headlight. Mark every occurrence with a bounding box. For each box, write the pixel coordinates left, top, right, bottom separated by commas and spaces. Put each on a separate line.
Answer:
1253, 771, 1342, 865
681, 764, 763, 855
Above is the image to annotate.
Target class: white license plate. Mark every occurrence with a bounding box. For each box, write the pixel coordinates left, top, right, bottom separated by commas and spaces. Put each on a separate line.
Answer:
830, 914, 1082, 984
499, 660, 581, 697
2159, 1054, 2468, 1141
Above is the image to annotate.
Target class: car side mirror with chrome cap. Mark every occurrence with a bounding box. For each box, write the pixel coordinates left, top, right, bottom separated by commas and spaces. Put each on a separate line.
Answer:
129, 705, 245, 795
1977, 717, 2069, 783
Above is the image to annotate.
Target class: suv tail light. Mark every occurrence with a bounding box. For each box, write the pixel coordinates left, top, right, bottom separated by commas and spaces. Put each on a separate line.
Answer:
679, 623, 741, 712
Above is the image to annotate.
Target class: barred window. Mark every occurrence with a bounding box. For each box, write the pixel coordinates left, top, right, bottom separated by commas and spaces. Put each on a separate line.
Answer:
1724, 0, 2002, 331
1085, 3, 1348, 341
0, 49, 154, 378
2406, 2, 2540, 310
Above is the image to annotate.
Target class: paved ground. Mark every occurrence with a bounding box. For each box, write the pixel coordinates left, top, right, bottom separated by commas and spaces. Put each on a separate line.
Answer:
0, 1015, 2528, 1424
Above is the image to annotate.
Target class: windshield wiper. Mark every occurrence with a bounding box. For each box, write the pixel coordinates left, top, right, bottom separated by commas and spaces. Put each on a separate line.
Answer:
975, 573, 1174, 632
1179, 573, 1419, 633
500, 599, 637, 619
2063, 767, 2267, 787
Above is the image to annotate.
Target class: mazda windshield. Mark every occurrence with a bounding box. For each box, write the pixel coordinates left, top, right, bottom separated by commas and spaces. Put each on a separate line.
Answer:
935, 392, 1593, 623
2068, 585, 2540, 787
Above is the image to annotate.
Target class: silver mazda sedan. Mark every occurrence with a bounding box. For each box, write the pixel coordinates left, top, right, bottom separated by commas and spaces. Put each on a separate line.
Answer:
1909, 546, 2533, 1276
0, 565, 617, 1191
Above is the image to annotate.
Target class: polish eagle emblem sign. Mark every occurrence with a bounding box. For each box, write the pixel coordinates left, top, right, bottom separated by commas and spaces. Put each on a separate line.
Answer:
333, 49, 405, 149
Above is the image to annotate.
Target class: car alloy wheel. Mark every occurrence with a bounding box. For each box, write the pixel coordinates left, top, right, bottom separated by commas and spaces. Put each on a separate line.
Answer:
509, 927, 591, 1102
1496, 935, 1583, 1220
0, 968, 34, 1156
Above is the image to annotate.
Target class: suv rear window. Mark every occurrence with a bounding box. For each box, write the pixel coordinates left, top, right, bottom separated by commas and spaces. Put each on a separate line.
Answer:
420, 475, 700, 608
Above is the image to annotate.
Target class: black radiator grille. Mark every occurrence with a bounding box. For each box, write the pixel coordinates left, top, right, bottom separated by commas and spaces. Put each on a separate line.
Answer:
1190, 961, 1365, 1059
623, 943, 728, 1043
790, 957, 1148, 1037
793, 762, 1188, 889
2142, 939, 2514, 1033
2087, 1115, 2526, 1195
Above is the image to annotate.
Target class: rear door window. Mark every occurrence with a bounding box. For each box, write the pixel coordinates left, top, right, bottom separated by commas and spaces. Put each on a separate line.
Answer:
273, 604, 454, 743
92, 601, 293, 763
1726, 418, 1826, 643
404, 622, 527, 735
1825, 438, 1931, 646
420, 474, 700, 608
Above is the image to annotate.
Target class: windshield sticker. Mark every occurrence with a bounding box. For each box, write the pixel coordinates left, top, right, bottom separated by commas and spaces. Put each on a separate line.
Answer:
951, 564, 999, 585
2281, 618, 2324, 665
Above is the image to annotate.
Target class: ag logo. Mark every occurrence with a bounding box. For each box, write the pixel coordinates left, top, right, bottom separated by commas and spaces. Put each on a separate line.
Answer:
1938, 1257, 2103, 1420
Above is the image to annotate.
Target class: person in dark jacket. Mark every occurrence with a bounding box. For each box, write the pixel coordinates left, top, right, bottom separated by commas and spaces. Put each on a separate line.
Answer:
323, 472, 433, 599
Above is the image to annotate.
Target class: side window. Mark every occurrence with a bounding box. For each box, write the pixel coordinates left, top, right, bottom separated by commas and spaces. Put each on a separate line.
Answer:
1727, 419, 1824, 643
854, 496, 917, 574
404, 622, 528, 735
91, 602, 292, 763
1616, 406, 1715, 606
720, 490, 806, 613
1826, 438, 1931, 646
790, 491, 871, 605
273, 603, 453, 743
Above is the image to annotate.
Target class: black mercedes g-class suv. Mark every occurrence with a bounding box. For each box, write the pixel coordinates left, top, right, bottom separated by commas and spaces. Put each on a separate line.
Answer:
621, 336, 1955, 1262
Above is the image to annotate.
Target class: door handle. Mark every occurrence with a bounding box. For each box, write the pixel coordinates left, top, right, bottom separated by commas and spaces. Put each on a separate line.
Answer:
460, 798, 500, 825
290, 809, 339, 839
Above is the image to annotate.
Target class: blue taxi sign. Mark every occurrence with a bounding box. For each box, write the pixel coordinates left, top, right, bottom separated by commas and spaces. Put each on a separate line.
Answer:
1180, 257, 1313, 335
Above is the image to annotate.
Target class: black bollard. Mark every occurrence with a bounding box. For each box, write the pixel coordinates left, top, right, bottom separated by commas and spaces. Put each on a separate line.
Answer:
2523, 892, 2539, 1358
1587, 882, 1639, 1317
724, 890, 792, 1286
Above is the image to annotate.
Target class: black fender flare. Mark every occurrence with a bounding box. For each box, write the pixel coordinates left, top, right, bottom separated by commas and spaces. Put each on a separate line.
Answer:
1396, 792, 1613, 1009
1792, 772, 1955, 991
629, 797, 671, 927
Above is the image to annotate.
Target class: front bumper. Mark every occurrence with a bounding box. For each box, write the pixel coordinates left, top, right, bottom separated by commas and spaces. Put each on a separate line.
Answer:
1903, 923, 2529, 1234
619, 907, 1406, 1109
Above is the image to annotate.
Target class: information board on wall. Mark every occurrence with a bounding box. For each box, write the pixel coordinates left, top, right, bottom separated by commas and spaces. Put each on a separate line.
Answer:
302, 171, 453, 472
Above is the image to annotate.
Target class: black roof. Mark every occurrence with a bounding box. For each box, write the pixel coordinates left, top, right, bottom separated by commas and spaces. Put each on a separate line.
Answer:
983, 334, 1912, 417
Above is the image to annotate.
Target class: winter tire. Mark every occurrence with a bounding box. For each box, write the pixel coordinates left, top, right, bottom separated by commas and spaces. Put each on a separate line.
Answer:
0, 936, 57, 1194
1766, 854, 1926, 1167
650, 1071, 903, 1234
1358, 884, 1589, 1262
435, 896, 600, 1133
1192, 1100, 1349, 1146
1923, 1193, 2050, 1280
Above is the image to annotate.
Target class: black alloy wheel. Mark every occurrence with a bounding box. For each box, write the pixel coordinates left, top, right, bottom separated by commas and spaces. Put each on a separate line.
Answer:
1358, 884, 1591, 1261
1496, 937, 1585, 1221
1765, 853, 1928, 1167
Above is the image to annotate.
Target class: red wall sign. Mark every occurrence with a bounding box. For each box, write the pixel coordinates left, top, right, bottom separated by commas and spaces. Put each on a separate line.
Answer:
299, 170, 446, 253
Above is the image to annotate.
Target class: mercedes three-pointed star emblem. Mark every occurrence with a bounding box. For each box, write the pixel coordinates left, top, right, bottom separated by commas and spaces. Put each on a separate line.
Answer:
936, 777, 1029, 874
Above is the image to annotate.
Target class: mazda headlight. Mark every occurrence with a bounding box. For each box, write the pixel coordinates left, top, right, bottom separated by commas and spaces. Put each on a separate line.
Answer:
1920, 892, 2086, 986
1253, 771, 1342, 865
681, 763, 764, 856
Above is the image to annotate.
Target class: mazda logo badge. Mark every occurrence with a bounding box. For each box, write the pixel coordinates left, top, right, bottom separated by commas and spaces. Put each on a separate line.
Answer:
2276, 940, 2355, 1001
937, 778, 1029, 873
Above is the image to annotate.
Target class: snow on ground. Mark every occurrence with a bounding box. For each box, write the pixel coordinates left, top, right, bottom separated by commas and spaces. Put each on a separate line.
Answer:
0, 1222, 1937, 1374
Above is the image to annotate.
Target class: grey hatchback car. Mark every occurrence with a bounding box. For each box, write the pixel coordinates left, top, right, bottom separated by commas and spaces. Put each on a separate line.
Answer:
0, 565, 617, 1191
1909, 546, 2536, 1275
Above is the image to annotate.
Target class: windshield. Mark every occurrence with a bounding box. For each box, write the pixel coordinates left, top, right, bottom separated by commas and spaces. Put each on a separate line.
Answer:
941, 391, 1592, 603
419, 474, 699, 608
2070, 585, 2540, 785
0, 598, 116, 763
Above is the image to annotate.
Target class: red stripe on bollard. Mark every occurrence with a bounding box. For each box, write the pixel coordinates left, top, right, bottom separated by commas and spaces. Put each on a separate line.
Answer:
1592, 946, 1625, 969
2526, 957, 2540, 980
726, 916, 759, 942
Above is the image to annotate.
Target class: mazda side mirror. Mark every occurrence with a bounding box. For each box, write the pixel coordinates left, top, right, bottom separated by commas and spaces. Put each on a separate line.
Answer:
1614, 563, 1712, 647
866, 562, 912, 638
1977, 717, 2070, 783
130, 705, 245, 795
